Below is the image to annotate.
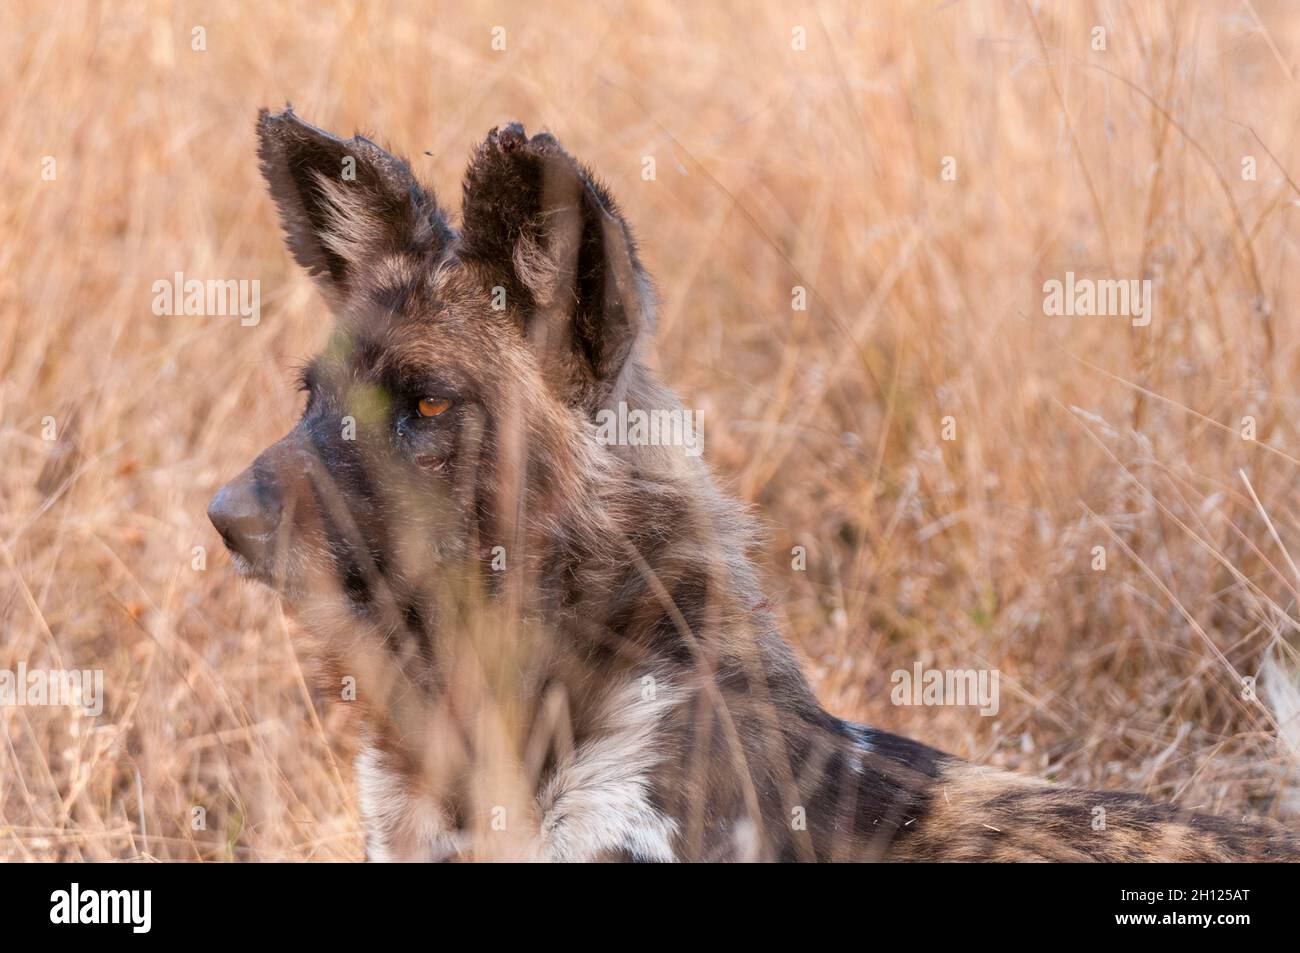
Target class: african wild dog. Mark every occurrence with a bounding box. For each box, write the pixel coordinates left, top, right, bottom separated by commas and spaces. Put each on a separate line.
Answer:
208, 106, 1300, 862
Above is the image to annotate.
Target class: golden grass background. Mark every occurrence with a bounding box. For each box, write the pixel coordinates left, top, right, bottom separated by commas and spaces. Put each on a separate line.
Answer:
4, 0, 1300, 860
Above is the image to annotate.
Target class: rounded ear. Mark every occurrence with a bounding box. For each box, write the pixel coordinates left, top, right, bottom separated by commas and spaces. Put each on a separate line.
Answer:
459, 124, 653, 410
257, 105, 453, 310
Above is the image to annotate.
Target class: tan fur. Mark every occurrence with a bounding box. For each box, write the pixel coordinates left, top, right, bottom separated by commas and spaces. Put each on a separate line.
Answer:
888, 762, 1299, 862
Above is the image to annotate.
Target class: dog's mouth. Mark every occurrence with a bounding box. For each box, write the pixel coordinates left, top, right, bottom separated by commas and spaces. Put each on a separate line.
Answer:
218, 530, 305, 598
225, 547, 281, 589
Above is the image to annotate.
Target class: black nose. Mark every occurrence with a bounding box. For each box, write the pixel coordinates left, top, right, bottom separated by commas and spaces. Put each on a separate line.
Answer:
208, 466, 281, 559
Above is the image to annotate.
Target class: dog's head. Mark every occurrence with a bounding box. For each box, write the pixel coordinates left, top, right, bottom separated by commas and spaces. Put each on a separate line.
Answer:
208, 108, 653, 621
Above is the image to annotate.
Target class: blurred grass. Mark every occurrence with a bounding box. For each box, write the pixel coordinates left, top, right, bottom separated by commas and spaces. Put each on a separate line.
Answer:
3, 0, 1300, 860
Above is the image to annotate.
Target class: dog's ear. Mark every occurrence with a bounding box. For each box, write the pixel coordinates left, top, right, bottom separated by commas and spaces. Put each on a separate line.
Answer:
459, 124, 652, 410
257, 106, 452, 309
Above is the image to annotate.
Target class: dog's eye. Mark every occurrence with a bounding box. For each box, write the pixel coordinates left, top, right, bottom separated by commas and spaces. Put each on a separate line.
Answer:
416, 397, 452, 418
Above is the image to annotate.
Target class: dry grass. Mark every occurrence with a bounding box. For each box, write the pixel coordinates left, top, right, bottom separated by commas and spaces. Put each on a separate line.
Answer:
3, 0, 1300, 861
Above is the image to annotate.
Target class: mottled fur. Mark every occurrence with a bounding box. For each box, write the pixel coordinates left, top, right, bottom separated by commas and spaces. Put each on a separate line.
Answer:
208, 107, 1300, 862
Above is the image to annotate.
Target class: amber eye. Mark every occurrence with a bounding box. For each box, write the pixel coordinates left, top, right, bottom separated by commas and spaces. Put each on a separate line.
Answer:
416, 396, 452, 418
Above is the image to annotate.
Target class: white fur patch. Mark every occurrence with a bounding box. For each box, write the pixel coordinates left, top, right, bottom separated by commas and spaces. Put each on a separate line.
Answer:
355, 746, 461, 862
354, 677, 681, 862
536, 676, 680, 862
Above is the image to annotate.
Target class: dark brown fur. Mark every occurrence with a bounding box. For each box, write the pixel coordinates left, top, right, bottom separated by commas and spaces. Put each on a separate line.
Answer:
208, 107, 1300, 862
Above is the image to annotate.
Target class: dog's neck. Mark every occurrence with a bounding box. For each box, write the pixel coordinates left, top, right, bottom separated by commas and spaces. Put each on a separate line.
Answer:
344, 375, 853, 859
343, 362, 932, 861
